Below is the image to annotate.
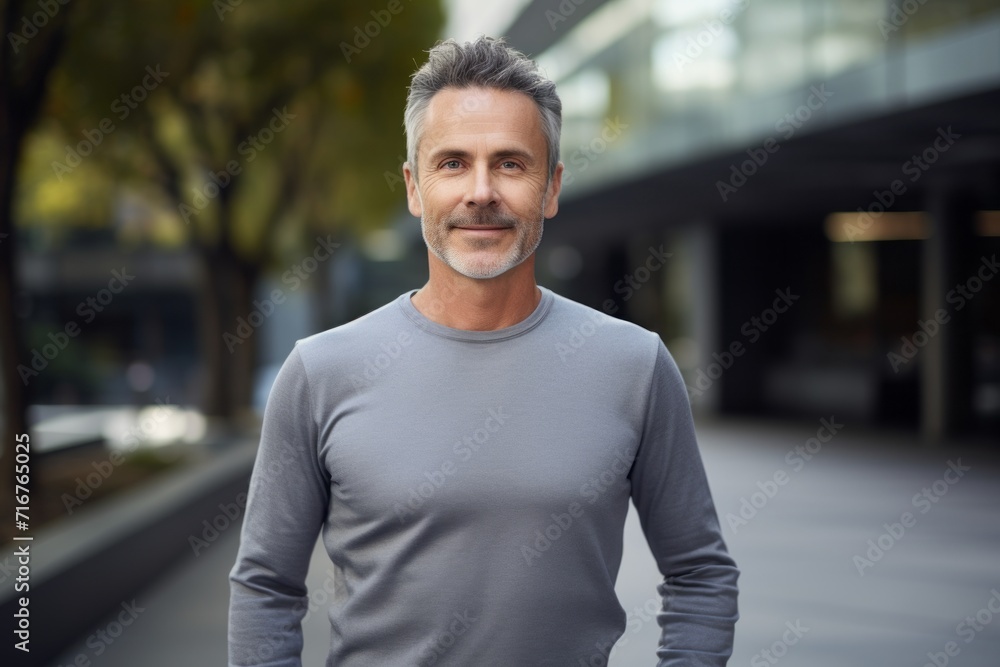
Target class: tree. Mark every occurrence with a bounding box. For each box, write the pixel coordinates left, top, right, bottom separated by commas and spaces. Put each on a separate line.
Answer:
1, 0, 78, 539
31, 0, 442, 415
1, 0, 443, 536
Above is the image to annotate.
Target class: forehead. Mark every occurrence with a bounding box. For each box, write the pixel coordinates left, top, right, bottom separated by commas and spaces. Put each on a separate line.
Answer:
420, 86, 544, 149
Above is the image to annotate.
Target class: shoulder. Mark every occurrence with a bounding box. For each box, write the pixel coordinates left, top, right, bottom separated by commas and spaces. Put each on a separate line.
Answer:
543, 288, 664, 367
292, 293, 411, 368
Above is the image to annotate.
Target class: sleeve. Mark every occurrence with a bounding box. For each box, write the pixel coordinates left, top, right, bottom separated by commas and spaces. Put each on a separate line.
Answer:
629, 339, 740, 667
228, 345, 331, 667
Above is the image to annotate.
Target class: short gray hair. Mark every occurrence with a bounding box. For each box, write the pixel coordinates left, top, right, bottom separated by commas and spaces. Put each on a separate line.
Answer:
404, 36, 562, 181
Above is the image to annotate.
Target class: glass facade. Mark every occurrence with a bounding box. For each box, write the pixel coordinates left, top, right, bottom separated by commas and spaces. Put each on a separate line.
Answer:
536, 0, 1000, 192
524, 0, 1000, 435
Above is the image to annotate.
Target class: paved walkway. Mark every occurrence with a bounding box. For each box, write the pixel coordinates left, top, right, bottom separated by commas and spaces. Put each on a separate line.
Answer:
48, 419, 1000, 666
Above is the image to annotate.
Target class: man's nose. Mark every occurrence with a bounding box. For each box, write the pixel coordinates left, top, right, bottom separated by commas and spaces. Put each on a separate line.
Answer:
465, 164, 498, 208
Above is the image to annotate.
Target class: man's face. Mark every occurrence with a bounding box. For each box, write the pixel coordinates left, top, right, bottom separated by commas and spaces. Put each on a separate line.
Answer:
404, 86, 562, 280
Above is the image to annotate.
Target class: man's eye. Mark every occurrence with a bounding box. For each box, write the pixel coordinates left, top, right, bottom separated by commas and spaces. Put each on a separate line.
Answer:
442, 160, 461, 169
500, 161, 520, 169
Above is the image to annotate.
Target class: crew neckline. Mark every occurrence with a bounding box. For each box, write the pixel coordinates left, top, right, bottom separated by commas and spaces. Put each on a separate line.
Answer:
397, 286, 554, 343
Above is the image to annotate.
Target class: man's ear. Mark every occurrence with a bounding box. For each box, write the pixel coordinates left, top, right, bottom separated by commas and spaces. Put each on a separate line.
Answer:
403, 162, 423, 218
543, 161, 564, 219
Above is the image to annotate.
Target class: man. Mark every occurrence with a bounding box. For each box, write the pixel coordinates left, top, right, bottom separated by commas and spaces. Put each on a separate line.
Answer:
229, 36, 738, 666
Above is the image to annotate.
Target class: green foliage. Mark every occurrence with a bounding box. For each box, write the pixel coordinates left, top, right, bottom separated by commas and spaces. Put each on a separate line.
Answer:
23, 0, 444, 267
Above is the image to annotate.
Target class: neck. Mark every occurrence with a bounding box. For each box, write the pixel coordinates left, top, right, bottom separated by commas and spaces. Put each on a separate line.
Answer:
410, 252, 540, 331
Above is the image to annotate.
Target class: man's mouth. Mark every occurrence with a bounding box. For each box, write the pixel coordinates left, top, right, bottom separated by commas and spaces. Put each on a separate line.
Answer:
446, 211, 518, 232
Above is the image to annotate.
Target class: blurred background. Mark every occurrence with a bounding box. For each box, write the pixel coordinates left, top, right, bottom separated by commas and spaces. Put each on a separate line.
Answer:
1, 0, 998, 665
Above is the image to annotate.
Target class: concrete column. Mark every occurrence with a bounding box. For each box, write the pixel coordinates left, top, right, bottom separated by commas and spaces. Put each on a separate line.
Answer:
689, 222, 720, 414
921, 186, 976, 443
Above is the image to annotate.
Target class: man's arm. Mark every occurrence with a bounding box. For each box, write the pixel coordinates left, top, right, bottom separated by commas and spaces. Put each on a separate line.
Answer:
630, 340, 739, 666
229, 346, 330, 667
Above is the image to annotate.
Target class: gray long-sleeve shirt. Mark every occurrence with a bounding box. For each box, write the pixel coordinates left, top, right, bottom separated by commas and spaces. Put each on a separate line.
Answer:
229, 287, 739, 666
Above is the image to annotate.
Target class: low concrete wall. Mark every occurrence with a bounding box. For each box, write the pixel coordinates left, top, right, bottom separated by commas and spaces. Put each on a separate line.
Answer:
1, 439, 258, 667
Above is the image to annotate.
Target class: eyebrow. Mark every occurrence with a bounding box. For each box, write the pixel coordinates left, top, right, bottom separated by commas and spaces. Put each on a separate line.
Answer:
426, 147, 538, 166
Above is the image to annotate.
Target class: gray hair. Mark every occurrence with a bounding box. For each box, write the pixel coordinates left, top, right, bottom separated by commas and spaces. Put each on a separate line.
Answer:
404, 36, 562, 181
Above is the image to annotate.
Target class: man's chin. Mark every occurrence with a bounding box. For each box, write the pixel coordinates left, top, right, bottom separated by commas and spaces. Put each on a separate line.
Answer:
451, 262, 516, 280
446, 251, 528, 280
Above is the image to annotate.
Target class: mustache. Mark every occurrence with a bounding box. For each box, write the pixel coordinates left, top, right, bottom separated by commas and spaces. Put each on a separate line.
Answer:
445, 209, 518, 229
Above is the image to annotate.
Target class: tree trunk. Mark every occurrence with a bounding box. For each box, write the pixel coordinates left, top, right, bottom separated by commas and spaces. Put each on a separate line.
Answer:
194, 193, 259, 430
0, 128, 30, 543
1, 0, 75, 543
196, 246, 258, 419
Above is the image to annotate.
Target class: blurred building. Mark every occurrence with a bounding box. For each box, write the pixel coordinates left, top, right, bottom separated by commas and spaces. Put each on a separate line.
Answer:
17, 230, 201, 407
494, 0, 1000, 440
18, 1, 1000, 444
